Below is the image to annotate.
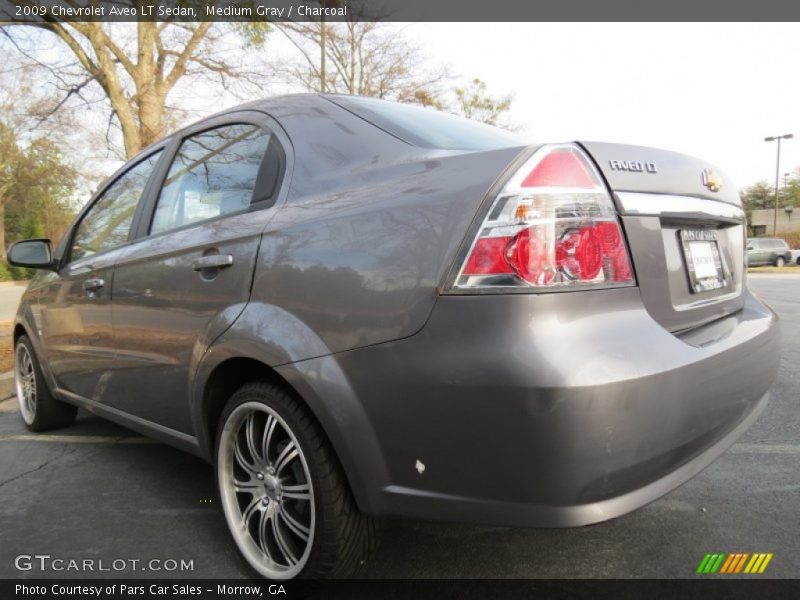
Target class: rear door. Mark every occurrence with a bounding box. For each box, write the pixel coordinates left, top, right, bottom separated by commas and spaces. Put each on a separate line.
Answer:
754, 240, 770, 265
762, 240, 777, 264
38, 150, 164, 401
580, 141, 746, 332
106, 113, 287, 433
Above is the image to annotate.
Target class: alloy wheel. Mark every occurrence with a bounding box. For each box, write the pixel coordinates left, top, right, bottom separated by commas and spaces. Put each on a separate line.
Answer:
15, 343, 37, 425
218, 401, 315, 579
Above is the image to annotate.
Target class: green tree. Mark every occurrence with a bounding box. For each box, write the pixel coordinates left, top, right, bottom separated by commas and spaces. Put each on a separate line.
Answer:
740, 175, 800, 236
740, 180, 774, 212
0, 121, 76, 265
740, 178, 800, 211
782, 175, 800, 210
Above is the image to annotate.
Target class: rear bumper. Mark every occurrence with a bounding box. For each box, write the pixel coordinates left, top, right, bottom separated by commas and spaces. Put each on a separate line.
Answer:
330, 286, 779, 527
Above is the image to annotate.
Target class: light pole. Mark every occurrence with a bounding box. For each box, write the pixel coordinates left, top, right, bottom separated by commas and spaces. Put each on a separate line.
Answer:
764, 134, 793, 235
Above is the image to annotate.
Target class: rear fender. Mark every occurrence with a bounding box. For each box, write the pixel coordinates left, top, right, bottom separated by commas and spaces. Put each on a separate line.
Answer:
190, 301, 390, 513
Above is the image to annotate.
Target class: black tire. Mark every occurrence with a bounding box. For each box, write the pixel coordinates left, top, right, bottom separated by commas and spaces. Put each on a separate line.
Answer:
14, 335, 77, 432
776, 256, 786, 268
215, 381, 380, 579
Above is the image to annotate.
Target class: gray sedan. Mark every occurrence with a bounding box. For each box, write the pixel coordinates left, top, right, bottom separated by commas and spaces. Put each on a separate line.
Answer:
7, 94, 780, 580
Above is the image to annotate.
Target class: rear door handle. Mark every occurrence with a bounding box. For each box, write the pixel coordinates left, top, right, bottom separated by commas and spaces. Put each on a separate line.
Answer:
83, 278, 105, 291
192, 254, 234, 271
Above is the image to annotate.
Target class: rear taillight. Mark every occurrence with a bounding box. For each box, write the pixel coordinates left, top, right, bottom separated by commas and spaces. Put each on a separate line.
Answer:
452, 144, 634, 291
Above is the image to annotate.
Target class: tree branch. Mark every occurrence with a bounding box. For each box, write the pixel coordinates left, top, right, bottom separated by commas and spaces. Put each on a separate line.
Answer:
163, 22, 212, 92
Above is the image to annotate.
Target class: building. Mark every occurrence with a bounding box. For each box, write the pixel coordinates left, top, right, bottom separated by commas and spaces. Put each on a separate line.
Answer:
749, 207, 800, 236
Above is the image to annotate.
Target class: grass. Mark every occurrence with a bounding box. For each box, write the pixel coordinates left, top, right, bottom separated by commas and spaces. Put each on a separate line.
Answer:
748, 265, 800, 274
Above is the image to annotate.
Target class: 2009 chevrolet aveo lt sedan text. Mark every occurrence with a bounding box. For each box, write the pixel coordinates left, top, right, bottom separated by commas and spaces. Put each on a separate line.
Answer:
9, 94, 779, 579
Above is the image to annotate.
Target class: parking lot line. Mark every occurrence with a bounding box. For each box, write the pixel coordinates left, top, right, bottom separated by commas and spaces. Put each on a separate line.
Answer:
728, 443, 800, 454
0, 434, 156, 444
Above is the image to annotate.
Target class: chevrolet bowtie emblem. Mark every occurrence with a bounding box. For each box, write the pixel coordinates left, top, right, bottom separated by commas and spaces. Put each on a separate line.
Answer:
702, 168, 722, 192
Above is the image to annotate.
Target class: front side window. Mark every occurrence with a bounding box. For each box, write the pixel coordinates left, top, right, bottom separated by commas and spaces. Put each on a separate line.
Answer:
150, 124, 271, 235
71, 151, 162, 262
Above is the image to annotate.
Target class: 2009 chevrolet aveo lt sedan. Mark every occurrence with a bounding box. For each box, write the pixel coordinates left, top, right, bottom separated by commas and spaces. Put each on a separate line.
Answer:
9, 94, 779, 579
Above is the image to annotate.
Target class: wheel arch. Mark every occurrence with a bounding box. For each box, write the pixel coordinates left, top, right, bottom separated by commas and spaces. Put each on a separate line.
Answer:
194, 352, 389, 516
13, 323, 28, 345
198, 356, 288, 461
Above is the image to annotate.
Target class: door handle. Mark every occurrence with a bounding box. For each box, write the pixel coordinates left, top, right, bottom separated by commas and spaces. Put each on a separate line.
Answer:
192, 254, 234, 271
83, 278, 105, 292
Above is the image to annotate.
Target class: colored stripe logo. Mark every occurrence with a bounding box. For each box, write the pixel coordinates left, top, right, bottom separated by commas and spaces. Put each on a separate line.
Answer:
696, 552, 773, 574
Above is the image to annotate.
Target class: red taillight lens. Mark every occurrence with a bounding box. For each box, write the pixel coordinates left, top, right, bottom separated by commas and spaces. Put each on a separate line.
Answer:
453, 144, 634, 291
506, 227, 555, 285
520, 148, 597, 188
463, 236, 513, 275
574, 226, 603, 280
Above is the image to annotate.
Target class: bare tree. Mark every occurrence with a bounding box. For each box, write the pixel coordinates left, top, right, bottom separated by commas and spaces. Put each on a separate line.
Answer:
454, 78, 514, 128
277, 21, 450, 107
2, 13, 272, 159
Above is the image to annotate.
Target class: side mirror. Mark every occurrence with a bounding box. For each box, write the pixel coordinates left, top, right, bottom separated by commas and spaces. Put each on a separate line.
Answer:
7, 239, 55, 270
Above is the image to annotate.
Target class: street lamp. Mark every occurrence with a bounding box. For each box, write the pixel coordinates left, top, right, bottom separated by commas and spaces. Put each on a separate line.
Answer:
764, 134, 794, 235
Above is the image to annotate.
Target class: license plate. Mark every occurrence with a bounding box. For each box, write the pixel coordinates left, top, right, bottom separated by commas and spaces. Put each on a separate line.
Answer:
681, 229, 726, 293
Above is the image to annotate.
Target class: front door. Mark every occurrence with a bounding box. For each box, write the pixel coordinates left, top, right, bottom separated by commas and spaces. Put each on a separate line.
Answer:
38, 151, 164, 401
106, 117, 285, 433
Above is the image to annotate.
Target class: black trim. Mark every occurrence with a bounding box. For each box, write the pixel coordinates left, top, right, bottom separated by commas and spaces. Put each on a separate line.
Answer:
127, 138, 180, 242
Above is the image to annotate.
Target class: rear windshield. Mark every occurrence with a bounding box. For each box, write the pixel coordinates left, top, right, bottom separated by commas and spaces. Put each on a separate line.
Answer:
326, 95, 525, 151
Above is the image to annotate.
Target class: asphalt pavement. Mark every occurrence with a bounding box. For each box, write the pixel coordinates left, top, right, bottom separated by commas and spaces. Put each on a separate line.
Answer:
0, 274, 797, 579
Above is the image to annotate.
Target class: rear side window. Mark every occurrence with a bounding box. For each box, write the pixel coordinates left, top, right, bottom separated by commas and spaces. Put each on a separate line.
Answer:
326, 95, 524, 151
150, 124, 273, 235
71, 151, 162, 262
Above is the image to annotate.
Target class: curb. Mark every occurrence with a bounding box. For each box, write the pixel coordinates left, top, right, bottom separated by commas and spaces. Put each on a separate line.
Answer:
0, 371, 14, 400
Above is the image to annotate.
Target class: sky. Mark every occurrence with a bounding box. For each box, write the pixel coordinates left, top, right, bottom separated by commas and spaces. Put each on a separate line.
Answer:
405, 23, 800, 188
15, 22, 800, 190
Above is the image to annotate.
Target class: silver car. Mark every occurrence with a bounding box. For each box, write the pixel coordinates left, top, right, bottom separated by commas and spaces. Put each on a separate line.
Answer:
8, 94, 780, 580
746, 237, 792, 267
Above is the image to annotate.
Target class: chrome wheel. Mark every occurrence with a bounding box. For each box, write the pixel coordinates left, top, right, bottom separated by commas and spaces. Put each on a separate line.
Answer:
15, 343, 37, 425
218, 401, 315, 579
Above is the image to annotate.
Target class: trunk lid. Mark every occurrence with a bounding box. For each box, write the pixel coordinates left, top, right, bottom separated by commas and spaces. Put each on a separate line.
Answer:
580, 141, 746, 333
